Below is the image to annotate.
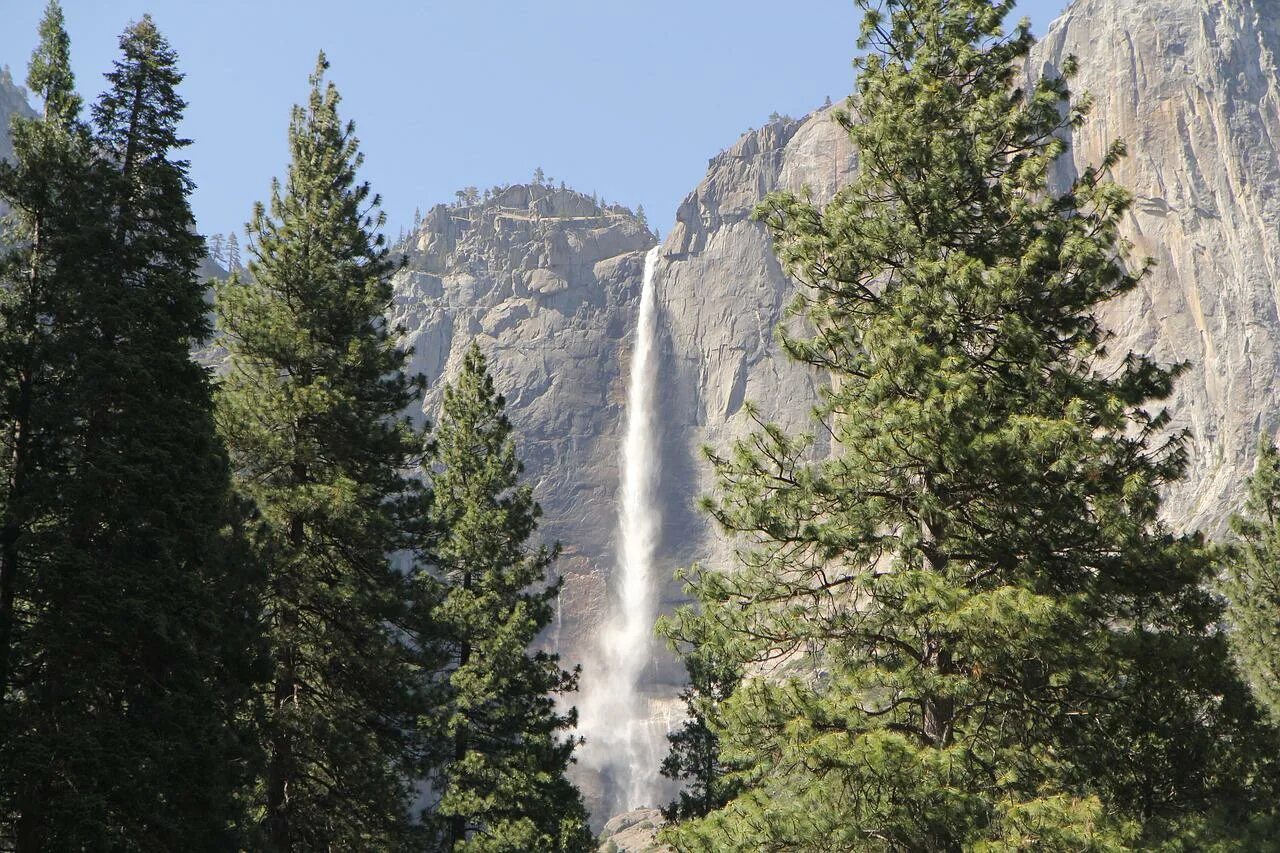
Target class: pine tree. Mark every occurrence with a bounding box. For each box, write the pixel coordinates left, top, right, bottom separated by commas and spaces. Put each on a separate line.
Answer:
420, 343, 592, 853
1222, 441, 1280, 724
661, 1, 1277, 849
660, 638, 741, 822
225, 230, 240, 270
0, 0, 86, 717
209, 231, 225, 265
215, 54, 424, 851
2, 11, 262, 849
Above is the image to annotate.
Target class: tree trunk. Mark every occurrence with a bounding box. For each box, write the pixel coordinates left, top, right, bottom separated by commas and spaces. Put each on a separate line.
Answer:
266, 500, 306, 852
919, 472, 955, 748
449, 571, 472, 850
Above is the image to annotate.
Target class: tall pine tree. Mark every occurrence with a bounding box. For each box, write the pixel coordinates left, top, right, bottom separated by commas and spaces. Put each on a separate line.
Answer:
215, 54, 424, 851
662, 1, 1277, 849
420, 343, 592, 853
2, 10, 262, 849
0, 0, 88, 716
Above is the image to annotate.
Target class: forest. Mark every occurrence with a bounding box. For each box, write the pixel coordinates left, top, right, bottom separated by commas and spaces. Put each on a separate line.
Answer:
2, 0, 1280, 851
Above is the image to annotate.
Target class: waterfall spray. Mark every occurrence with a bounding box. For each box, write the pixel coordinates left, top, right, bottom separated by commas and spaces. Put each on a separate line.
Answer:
579, 245, 666, 815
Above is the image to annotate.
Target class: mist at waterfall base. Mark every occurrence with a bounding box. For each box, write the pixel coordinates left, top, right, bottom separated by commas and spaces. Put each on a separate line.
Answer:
576, 247, 681, 821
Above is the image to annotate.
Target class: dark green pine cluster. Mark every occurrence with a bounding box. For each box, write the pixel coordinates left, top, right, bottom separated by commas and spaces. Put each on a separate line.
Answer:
0, 7, 260, 849
659, 0, 1280, 850
0, 4, 593, 851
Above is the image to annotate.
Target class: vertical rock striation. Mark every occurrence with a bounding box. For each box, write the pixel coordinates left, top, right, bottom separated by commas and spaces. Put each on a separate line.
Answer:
1033, 0, 1280, 531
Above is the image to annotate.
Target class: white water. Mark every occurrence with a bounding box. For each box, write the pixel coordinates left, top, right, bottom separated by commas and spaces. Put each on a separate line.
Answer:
579, 245, 665, 814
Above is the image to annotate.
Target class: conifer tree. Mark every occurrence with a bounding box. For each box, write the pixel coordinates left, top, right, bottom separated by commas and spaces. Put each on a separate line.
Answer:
2, 11, 262, 849
209, 231, 225, 265
0, 0, 86, 716
225, 230, 240, 270
1222, 441, 1280, 725
420, 343, 592, 853
662, 1, 1277, 849
659, 640, 741, 822
215, 54, 425, 851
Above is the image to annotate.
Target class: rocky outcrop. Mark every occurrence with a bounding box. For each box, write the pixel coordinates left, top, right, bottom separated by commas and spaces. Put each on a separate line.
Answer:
388, 185, 656, 672
597, 809, 668, 853
1033, 0, 1280, 531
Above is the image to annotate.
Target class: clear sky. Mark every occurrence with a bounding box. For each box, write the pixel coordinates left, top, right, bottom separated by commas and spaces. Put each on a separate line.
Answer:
0, 0, 1070, 240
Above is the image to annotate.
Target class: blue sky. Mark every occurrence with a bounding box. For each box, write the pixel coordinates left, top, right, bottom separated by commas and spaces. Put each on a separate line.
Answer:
0, 1, 1069, 239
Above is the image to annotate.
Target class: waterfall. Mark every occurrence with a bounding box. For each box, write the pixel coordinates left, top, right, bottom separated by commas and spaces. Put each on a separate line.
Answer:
578, 245, 666, 816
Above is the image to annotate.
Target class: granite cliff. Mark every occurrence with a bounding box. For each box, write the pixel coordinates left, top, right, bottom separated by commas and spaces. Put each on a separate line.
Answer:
1035, 0, 1280, 531
389, 185, 656, 678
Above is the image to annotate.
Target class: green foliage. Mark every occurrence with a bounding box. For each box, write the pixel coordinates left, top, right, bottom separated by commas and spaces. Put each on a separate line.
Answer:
1222, 441, 1280, 725
0, 8, 263, 849
659, 628, 742, 822
420, 343, 592, 853
215, 54, 424, 851
661, 1, 1279, 849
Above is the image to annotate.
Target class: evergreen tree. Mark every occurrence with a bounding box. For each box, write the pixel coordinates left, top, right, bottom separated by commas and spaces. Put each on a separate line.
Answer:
2, 11, 262, 849
209, 231, 225, 265
225, 230, 240, 270
420, 343, 592, 853
659, 638, 741, 823
661, 1, 1277, 849
0, 0, 86, 717
1222, 441, 1280, 724
215, 54, 424, 851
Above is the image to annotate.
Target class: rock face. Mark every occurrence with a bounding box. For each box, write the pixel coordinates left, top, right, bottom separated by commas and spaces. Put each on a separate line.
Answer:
0, 67, 34, 164
1033, 0, 1280, 532
0, 67, 35, 222
650, 114, 853, 574
389, 185, 655, 674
